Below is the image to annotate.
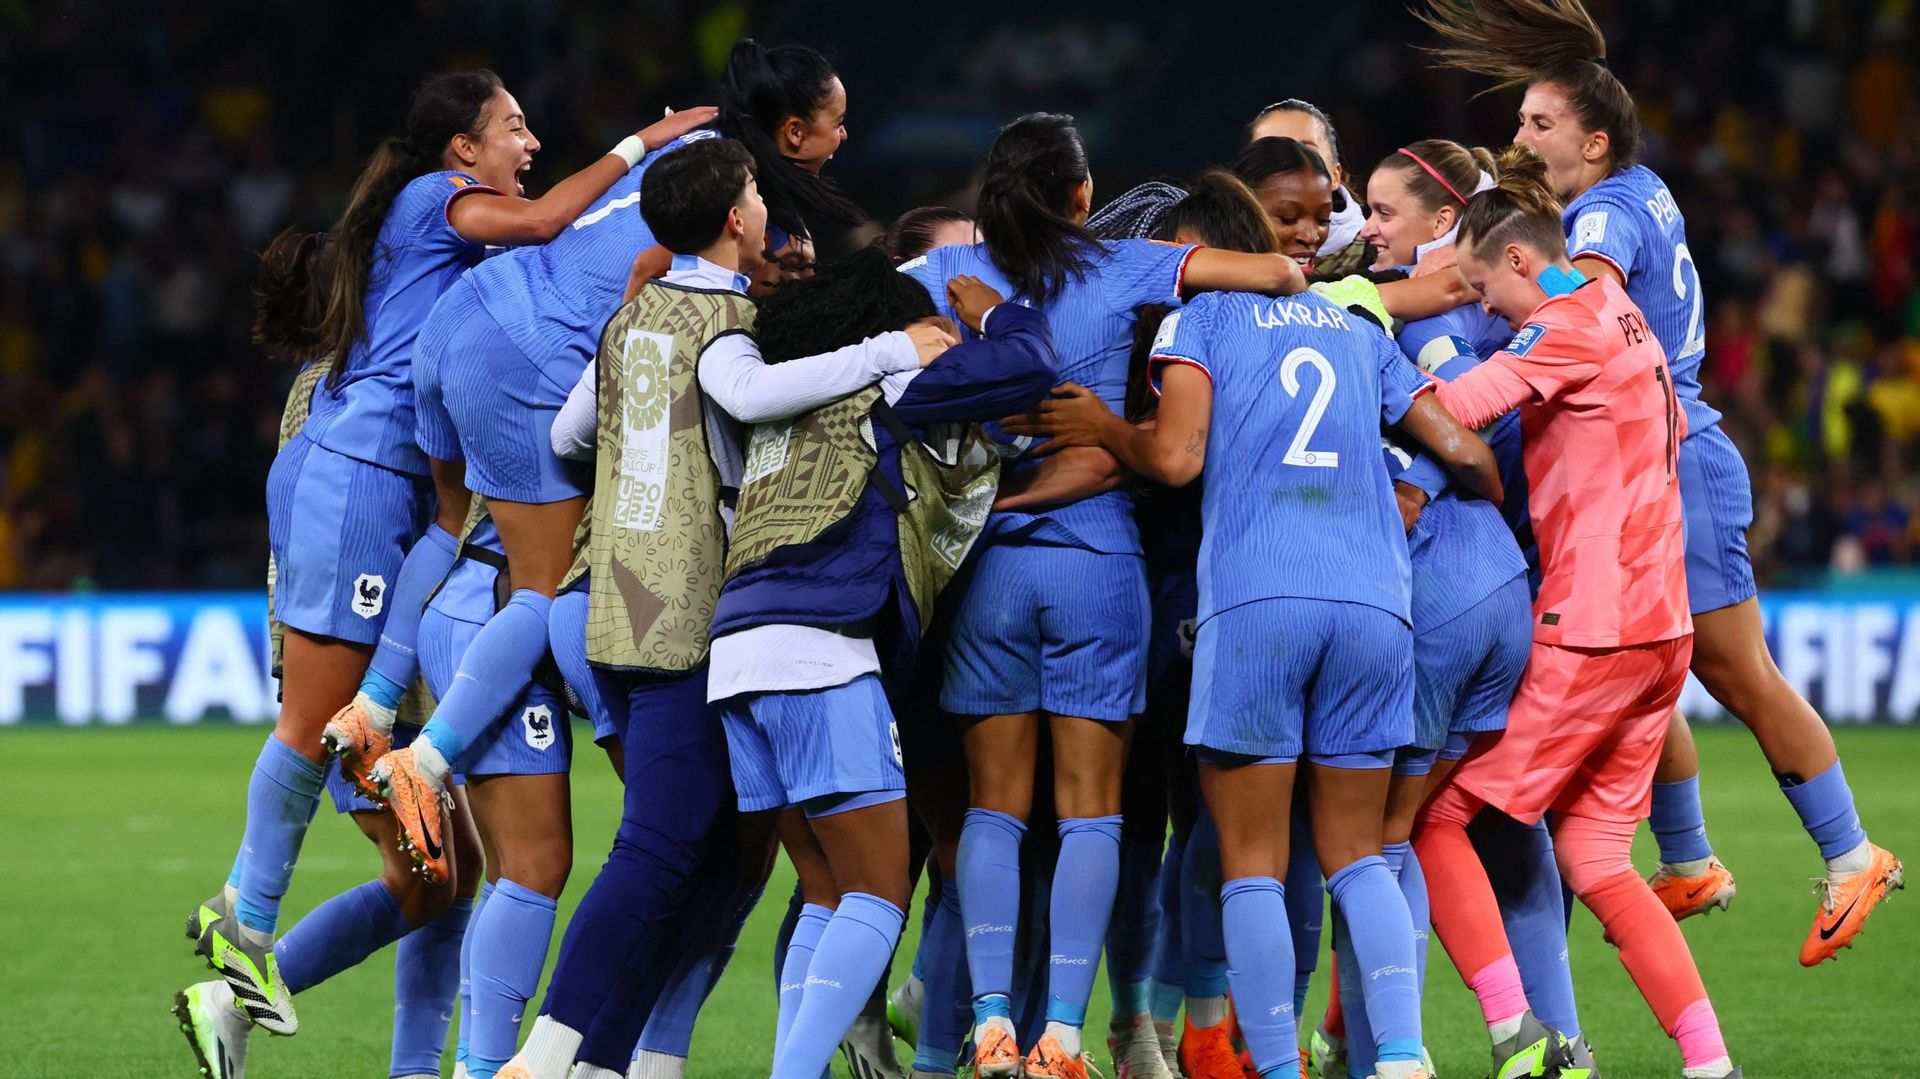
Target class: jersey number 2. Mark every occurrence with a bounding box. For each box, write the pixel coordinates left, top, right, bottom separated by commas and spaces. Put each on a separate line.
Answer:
1672, 242, 1705, 359
1280, 347, 1339, 468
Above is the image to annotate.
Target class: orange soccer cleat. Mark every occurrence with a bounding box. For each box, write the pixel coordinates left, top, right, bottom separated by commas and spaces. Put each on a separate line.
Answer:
321, 694, 392, 803
376, 747, 452, 884
972, 1021, 1024, 1079
1647, 856, 1737, 921
1023, 1034, 1090, 1079
1800, 843, 1904, 966
1178, 1015, 1246, 1079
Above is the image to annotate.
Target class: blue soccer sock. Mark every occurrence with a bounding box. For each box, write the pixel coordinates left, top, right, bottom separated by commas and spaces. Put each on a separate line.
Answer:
1472, 814, 1581, 1039
1221, 877, 1297, 1076
771, 892, 905, 1079
392, 893, 472, 1078
1780, 760, 1870, 862
273, 878, 411, 994
226, 848, 245, 892
548, 586, 608, 732
1649, 776, 1715, 866
366, 523, 461, 699
1181, 810, 1229, 1022
1383, 841, 1430, 992
958, 808, 1026, 1010
421, 589, 553, 764
914, 877, 969, 1074
1326, 857, 1421, 1063
639, 880, 762, 1059
1148, 828, 1186, 1024
1285, 816, 1324, 1021
235, 735, 327, 933
457, 882, 491, 1069
1330, 911, 1374, 1079
1104, 832, 1164, 1019
778, 903, 834, 1055
1047, 816, 1122, 1032
467, 878, 558, 1078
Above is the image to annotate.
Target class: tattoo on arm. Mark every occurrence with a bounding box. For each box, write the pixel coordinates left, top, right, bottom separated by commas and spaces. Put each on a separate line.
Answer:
1185, 427, 1207, 459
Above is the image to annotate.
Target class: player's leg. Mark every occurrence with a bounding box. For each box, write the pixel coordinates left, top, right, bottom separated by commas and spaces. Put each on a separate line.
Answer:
1645, 709, 1738, 919
462, 768, 571, 1079
904, 720, 973, 1079
1196, 755, 1298, 1079
1678, 427, 1900, 958
391, 784, 481, 1079
1106, 717, 1169, 1079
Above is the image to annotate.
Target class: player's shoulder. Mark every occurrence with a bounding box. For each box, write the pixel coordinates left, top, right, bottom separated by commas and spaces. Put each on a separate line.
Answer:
1504, 288, 1610, 359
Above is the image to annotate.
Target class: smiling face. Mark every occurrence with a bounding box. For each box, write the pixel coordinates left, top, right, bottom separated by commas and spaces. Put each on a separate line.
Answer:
1513, 81, 1602, 200
732, 175, 770, 274
1456, 240, 1549, 330
1360, 165, 1460, 269
1251, 169, 1333, 270
460, 86, 540, 196
783, 77, 848, 173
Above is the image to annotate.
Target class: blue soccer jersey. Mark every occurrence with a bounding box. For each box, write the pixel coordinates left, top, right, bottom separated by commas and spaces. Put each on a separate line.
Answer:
1397, 298, 1512, 375
902, 237, 1196, 554
303, 170, 493, 475
1563, 164, 1721, 433
463, 131, 712, 383
1153, 290, 1427, 625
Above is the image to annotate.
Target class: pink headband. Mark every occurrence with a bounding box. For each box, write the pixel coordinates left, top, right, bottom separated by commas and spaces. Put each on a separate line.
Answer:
1398, 147, 1468, 205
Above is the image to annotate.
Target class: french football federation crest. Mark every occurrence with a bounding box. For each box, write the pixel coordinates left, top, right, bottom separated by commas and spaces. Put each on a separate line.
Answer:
352, 574, 386, 619
523, 704, 556, 750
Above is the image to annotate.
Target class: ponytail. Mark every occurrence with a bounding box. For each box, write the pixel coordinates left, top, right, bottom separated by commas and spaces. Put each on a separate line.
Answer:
718, 40, 866, 242
252, 228, 331, 364
1458, 143, 1569, 262
1415, 0, 1640, 168
977, 112, 1098, 303
315, 68, 501, 386
1374, 138, 1501, 214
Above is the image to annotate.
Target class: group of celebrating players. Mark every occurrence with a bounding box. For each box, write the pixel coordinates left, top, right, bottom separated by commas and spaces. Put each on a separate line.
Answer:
170, 2, 1906, 1078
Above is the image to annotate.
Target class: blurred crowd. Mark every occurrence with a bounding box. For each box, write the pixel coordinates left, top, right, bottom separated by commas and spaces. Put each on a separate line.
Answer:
1, 0, 1914, 590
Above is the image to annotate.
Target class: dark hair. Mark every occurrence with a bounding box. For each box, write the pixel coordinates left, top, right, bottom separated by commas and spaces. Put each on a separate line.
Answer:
977, 113, 1099, 302
1232, 136, 1332, 190
1246, 98, 1342, 167
1156, 170, 1279, 254
306, 69, 502, 385
1123, 171, 1277, 420
641, 138, 757, 254
755, 247, 937, 364
1375, 139, 1501, 211
884, 206, 973, 261
1416, 0, 1640, 169
718, 39, 865, 241
1088, 181, 1189, 242
1458, 143, 1569, 262
252, 228, 333, 364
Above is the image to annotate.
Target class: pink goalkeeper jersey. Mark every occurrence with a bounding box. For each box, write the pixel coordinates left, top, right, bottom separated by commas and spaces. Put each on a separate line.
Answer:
1435, 276, 1689, 648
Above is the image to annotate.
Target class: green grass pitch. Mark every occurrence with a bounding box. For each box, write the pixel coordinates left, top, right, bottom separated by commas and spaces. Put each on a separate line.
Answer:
4, 723, 1916, 1077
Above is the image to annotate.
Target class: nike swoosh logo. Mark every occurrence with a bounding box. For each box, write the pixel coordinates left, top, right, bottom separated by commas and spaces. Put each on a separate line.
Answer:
1682, 883, 1713, 901
1820, 892, 1865, 940
415, 803, 444, 861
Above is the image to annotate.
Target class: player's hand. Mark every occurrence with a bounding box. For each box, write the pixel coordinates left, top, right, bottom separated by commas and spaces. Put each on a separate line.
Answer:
999, 382, 1115, 455
638, 106, 719, 150
946, 275, 1005, 333
906, 320, 958, 367
1394, 480, 1430, 533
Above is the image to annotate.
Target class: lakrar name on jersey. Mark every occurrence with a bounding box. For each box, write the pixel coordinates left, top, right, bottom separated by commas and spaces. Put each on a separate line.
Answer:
1251, 297, 1349, 332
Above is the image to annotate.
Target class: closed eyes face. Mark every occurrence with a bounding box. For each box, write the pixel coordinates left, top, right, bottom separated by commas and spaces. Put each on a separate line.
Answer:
1514, 82, 1589, 199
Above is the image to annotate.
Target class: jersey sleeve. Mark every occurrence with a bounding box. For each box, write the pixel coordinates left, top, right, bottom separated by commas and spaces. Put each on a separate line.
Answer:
1145, 296, 1216, 394
411, 172, 497, 253
1103, 239, 1199, 314
1373, 328, 1431, 426
1566, 197, 1645, 282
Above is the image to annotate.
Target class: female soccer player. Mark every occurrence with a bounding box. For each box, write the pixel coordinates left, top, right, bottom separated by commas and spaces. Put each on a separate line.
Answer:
373, 39, 867, 887
1413, 143, 1742, 1079
1420, 0, 1901, 962
1245, 99, 1371, 277
1011, 167, 1502, 1079
903, 112, 1311, 1079
190, 68, 707, 1040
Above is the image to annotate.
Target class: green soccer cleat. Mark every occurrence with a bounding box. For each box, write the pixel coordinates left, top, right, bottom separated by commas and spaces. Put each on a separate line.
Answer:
186, 884, 237, 946
194, 906, 297, 1036
888, 975, 923, 1050
1309, 1024, 1347, 1079
174, 980, 251, 1079
1490, 1011, 1573, 1079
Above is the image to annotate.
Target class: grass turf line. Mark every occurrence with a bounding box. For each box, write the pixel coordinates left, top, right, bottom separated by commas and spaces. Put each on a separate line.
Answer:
2, 723, 1915, 1076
